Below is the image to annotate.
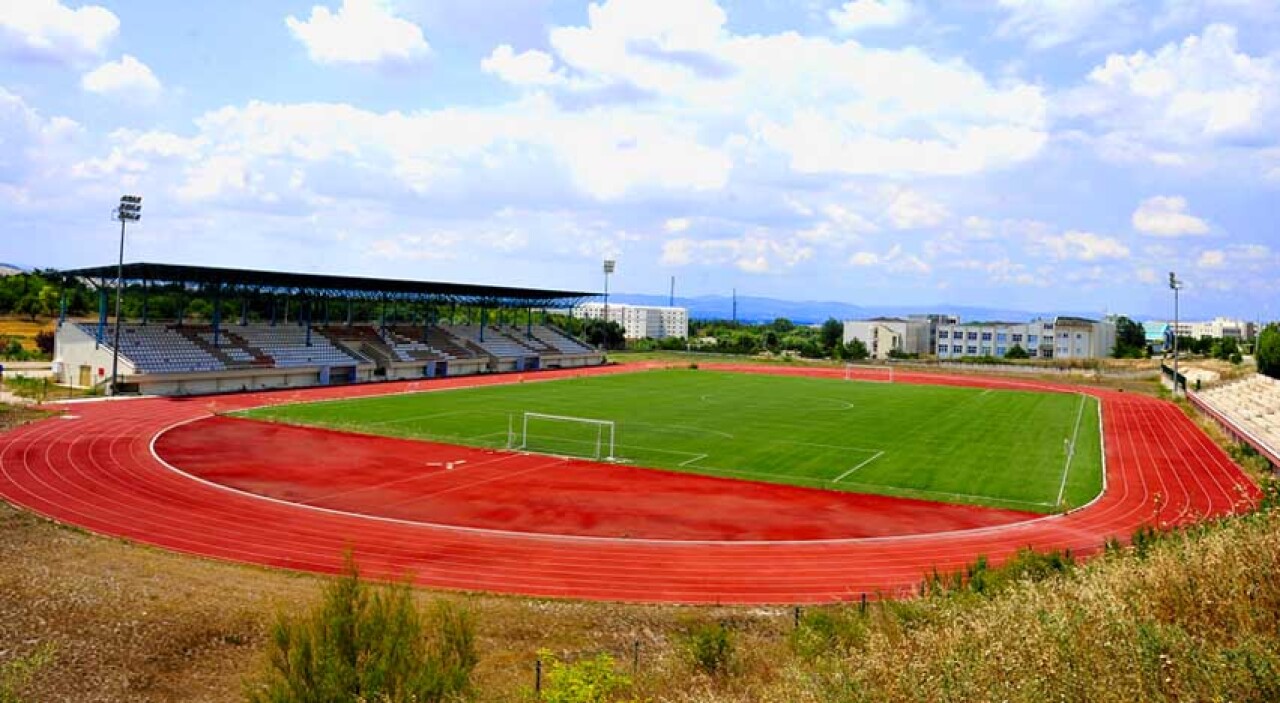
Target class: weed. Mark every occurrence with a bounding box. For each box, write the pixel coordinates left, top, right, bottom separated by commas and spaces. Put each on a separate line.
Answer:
683, 621, 734, 677
539, 650, 632, 703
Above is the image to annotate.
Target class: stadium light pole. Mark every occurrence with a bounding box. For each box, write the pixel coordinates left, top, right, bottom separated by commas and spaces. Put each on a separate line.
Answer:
603, 259, 616, 350
110, 195, 142, 395
1169, 271, 1183, 397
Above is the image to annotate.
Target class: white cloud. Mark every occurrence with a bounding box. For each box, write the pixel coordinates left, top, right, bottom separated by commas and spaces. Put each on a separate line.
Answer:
885, 189, 949, 230
80, 55, 161, 98
286, 0, 430, 66
0, 85, 80, 190
798, 204, 878, 243
482, 45, 566, 86
1032, 229, 1131, 261
1136, 266, 1159, 284
1197, 249, 1225, 268
1132, 195, 1210, 236
829, 0, 912, 33
1062, 24, 1280, 167
661, 233, 812, 273
996, 0, 1132, 50
0, 0, 118, 62
847, 243, 931, 274
663, 217, 690, 233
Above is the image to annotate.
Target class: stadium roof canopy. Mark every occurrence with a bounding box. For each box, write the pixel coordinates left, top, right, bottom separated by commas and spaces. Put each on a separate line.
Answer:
61, 262, 596, 308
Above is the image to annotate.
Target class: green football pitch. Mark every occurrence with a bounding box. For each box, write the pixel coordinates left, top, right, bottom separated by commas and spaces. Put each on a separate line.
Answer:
237, 369, 1103, 512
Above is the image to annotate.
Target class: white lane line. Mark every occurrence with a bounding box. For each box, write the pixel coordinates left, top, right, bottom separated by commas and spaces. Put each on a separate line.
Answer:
832, 451, 885, 482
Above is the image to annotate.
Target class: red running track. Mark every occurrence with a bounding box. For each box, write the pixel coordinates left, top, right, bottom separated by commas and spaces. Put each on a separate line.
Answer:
0, 364, 1261, 604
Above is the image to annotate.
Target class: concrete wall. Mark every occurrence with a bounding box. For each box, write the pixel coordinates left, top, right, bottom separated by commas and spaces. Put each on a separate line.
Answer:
54, 321, 133, 389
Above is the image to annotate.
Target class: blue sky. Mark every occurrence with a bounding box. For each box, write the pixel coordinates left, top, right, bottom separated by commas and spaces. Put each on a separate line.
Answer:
2, 0, 1279, 320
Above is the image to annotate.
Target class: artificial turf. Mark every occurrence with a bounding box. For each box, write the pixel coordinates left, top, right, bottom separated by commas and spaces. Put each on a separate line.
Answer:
237, 368, 1103, 512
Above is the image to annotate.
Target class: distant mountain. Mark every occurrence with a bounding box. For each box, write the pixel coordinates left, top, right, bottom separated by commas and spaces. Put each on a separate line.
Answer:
0, 263, 27, 277
607, 293, 1107, 325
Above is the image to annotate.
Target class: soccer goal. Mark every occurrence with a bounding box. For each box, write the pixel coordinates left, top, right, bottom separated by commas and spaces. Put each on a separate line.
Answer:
508, 412, 617, 461
844, 364, 894, 383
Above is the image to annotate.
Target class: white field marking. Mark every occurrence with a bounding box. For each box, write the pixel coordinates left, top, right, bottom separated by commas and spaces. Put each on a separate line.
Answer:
146, 413, 1072, 545
1055, 393, 1088, 507
832, 451, 885, 482
678, 453, 709, 467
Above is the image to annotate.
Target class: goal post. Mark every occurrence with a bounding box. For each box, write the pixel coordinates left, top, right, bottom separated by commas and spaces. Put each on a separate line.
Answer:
509, 411, 617, 461
844, 363, 894, 383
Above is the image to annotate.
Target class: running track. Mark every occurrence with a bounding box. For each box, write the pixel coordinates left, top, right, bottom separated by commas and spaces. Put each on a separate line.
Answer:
0, 364, 1260, 604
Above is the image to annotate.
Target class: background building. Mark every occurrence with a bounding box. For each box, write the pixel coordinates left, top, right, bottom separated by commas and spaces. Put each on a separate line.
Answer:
575, 302, 689, 340
843, 318, 923, 359
934, 316, 1116, 360
1148, 317, 1256, 341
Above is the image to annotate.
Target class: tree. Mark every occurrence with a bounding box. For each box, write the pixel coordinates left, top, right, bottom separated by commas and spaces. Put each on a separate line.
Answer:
1257, 324, 1280, 380
1112, 316, 1147, 358
819, 318, 843, 352
844, 338, 869, 361
37, 285, 59, 318
1005, 344, 1029, 360
771, 317, 795, 334
583, 320, 624, 350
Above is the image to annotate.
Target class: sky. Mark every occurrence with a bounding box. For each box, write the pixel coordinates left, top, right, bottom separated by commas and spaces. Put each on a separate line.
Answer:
2, 0, 1279, 320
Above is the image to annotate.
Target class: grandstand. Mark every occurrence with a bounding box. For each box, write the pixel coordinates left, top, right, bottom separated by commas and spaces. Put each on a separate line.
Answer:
1190, 374, 1280, 468
52, 263, 602, 395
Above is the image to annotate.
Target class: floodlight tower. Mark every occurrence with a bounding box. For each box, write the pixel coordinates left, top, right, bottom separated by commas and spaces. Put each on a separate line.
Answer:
110, 195, 142, 395
1169, 271, 1183, 396
603, 258, 616, 348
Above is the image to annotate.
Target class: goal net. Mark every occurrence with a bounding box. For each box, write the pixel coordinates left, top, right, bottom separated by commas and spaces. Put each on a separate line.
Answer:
509, 412, 617, 461
844, 364, 894, 383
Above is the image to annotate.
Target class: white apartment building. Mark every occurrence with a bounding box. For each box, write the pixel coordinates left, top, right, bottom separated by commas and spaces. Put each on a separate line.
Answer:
934, 316, 1116, 360
1151, 317, 1256, 341
574, 302, 689, 340
843, 318, 926, 359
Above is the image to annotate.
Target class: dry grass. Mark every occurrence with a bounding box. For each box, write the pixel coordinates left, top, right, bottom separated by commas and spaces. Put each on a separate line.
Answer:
0, 318, 52, 354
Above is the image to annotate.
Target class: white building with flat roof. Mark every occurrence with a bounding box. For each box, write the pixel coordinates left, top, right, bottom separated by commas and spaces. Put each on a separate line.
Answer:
574, 302, 689, 340
935, 316, 1116, 360
1149, 317, 1256, 341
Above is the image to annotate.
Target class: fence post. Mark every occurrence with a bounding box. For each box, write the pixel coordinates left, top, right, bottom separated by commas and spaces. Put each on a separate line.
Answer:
632, 640, 640, 673
793, 606, 802, 628
860, 592, 867, 614
535, 657, 542, 694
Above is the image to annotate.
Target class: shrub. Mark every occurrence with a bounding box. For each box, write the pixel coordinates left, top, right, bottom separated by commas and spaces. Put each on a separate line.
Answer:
684, 621, 734, 676
33, 330, 54, 356
539, 650, 631, 703
791, 607, 868, 660
0, 643, 55, 703
246, 555, 477, 703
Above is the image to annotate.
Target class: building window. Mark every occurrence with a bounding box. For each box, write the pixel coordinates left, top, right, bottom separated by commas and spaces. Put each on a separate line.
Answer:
939, 331, 949, 339
1012, 334, 1023, 343
967, 332, 978, 340
1028, 335, 1038, 345
952, 345, 962, 353
1076, 333, 1083, 339
997, 333, 1007, 342
1029, 348, 1038, 357
981, 332, 992, 341
967, 346, 978, 354
997, 346, 1007, 356
982, 347, 992, 356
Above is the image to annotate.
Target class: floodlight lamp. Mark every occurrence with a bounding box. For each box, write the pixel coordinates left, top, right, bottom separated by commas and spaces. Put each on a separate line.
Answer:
603, 259, 616, 274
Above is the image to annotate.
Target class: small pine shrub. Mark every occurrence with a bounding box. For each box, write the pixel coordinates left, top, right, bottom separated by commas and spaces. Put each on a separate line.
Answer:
688, 362, 698, 370
684, 622, 734, 676
246, 555, 477, 703
539, 650, 631, 703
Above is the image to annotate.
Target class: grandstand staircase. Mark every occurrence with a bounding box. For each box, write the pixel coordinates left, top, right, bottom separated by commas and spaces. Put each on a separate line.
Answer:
318, 326, 395, 367
173, 326, 263, 368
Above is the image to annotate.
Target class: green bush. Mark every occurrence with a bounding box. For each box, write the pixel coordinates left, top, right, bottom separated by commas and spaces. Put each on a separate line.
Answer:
684, 622, 734, 676
791, 607, 868, 660
246, 556, 477, 703
0, 643, 55, 703
539, 650, 631, 703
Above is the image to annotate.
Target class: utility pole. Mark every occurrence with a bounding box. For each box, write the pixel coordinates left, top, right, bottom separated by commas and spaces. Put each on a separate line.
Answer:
669, 275, 674, 307
732, 288, 737, 324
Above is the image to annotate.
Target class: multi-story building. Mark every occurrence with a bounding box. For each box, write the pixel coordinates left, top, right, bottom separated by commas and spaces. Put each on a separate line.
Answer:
1150, 317, 1256, 341
934, 316, 1116, 360
574, 302, 689, 340
842, 317, 925, 359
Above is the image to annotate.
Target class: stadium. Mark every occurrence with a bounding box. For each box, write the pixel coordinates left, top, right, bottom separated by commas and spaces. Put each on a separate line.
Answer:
0, 263, 1260, 604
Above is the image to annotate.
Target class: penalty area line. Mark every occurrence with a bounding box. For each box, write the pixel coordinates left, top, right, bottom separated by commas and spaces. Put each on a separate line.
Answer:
832, 450, 885, 482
